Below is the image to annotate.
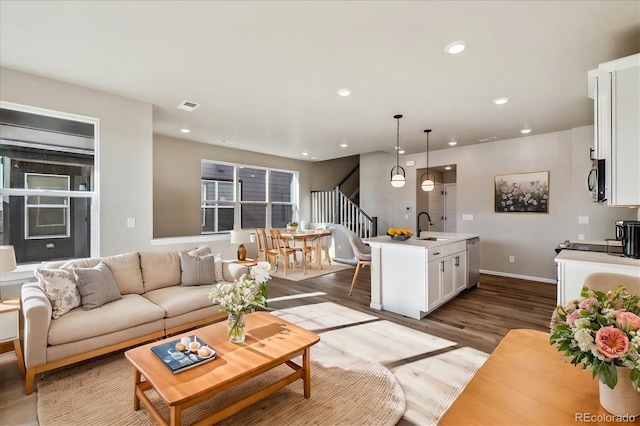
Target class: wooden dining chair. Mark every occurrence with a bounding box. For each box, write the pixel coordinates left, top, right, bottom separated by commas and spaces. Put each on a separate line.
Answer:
256, 228, 276, 264
268, 228, 297, 276
290, 231, 318, 274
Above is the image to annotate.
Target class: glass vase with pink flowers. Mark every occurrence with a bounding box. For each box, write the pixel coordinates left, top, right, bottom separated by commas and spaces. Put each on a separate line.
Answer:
550, 286, 640, 391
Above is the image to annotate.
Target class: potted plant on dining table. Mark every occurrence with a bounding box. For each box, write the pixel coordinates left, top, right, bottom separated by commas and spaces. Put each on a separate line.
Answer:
286, 221, 299, 232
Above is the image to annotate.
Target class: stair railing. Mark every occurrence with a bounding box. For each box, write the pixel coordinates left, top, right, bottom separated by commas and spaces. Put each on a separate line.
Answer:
310, 186, 377, 237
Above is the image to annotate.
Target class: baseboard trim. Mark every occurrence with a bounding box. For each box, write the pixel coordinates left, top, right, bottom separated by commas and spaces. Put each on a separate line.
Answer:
480, 269, 556, 285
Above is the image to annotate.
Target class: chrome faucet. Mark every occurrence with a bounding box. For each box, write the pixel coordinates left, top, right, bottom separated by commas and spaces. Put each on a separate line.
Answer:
417, 211, 433, 236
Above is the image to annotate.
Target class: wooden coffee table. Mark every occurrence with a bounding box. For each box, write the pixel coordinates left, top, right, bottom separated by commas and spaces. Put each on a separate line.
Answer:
125, 312, 320, 426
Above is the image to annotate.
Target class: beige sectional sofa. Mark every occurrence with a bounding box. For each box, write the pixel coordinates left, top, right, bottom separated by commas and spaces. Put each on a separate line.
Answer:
21, 250, 248, 394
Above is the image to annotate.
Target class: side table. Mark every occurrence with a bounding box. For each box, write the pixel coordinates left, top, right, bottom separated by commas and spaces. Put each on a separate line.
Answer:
231, 258, 258, 267
0, 298, 26, 379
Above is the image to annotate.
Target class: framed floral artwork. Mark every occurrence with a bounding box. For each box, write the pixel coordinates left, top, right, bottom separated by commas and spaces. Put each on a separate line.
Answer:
494, 171, 549, 213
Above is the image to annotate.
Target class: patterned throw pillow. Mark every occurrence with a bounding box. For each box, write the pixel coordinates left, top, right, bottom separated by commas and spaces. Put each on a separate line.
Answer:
35, 261, 81, 319
180, 252, 217, 286
74, 261, 123, 310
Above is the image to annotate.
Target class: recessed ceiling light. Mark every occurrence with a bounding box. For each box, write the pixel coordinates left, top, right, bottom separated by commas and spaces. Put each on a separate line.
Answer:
448, 141, 458, 146
520, 128, 532, 134
493, 97, 509, 105
301, 152, 309, 156
444, 40, 467, 54
398, 149, 405, 154
180, 128, 191, 134
445, 165, 452, 170
339, 143, 348, 148
337, 88, 351, 97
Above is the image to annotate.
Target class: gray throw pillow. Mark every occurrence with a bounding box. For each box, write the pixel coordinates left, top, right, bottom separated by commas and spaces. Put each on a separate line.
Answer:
179, 252, 217, 286
74, 261, 122, 310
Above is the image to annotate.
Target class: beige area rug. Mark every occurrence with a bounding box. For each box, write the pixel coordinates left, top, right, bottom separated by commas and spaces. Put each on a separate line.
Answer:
37, 340, 405, 426
273, 302, 489, 425
269, 262, 352, 281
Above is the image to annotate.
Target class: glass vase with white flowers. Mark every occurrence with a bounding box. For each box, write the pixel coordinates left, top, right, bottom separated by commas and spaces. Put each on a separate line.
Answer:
208, 262, 271, 343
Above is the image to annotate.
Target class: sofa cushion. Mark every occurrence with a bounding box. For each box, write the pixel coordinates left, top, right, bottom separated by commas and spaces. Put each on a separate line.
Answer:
143, 285, 216, 318
47, 294, 165, 346
35, 261, 80, 319
187, 247, 224, 282
70, 252, 144, 295
74, 261, 122, 310
179, 252, 217, 286
140, 251, 181, 292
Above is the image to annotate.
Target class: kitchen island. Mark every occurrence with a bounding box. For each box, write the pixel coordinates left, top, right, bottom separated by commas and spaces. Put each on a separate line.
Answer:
365, 232, 479, 319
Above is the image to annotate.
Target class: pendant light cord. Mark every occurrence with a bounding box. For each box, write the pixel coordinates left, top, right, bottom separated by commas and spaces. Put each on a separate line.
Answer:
396, 117, 400, 168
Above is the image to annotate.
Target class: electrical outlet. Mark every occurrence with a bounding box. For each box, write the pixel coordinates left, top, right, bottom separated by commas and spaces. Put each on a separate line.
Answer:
578, 234, 585, 240
509, 256, 515, 263
127, 218, 136, 228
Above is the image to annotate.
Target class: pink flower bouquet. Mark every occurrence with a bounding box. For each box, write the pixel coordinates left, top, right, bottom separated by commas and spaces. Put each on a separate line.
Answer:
550, 286, 640, 390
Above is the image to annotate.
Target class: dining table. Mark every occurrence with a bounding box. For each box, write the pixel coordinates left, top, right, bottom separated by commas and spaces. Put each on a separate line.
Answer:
279, 229, 331, 274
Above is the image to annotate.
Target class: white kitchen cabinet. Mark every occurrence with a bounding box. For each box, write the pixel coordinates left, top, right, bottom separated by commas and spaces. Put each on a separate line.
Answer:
555, 251, 640, 305
428, 241, 467, 310
588, 54, 640, 206
425, 243, 445, 311
454, 250, 468, 293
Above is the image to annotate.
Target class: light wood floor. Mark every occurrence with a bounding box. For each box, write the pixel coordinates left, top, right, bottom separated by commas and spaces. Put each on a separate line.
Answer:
0, 269, 557, 425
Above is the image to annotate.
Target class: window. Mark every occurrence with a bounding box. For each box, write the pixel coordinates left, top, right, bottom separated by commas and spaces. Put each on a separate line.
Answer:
201, 160, 298, 233
25, 173, 70, 239
0, 103, 98, 264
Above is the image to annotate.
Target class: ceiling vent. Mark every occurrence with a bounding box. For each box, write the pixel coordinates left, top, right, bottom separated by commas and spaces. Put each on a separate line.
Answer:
478, 136, 497, 143
177, 101, 200, 112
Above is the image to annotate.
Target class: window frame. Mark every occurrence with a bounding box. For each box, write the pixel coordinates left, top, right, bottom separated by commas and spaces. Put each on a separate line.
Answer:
0, 101, 100, 262
201, 159, 298, 234
24, 173, 71, 239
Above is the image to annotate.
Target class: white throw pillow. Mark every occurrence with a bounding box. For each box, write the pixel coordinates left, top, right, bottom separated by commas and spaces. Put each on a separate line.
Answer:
35, 261, 81, 319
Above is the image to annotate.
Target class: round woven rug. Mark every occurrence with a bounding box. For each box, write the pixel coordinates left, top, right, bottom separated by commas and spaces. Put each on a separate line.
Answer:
37, 340, 406, 426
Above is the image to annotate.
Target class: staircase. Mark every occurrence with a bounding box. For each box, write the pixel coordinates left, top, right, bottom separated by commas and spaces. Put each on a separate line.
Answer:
310, 186, 377, 237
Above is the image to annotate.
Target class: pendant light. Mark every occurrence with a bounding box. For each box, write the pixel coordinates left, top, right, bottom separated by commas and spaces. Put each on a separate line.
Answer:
420, 129, 435, 191
390, 114, 406, 188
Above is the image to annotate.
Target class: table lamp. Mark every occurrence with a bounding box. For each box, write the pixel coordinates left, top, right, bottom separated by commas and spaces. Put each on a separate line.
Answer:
0, 245, 17, 302
230, 230, 252, 261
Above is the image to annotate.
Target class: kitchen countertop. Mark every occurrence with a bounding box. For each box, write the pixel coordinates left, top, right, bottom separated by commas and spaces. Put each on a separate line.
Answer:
555, 249, 640, 267
365, 231, 479, 249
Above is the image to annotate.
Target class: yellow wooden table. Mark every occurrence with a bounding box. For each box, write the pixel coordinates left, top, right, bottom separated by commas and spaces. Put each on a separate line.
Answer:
440, 329, 627, 425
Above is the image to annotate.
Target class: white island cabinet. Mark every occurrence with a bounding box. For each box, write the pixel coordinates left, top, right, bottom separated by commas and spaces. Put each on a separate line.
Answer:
366, 232, 477, 319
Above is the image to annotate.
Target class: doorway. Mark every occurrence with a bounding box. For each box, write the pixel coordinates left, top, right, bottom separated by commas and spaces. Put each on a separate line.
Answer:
416, 165, 457, 235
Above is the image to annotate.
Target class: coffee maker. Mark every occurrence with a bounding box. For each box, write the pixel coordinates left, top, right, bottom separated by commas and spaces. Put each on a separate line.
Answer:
616, 220, 640, 259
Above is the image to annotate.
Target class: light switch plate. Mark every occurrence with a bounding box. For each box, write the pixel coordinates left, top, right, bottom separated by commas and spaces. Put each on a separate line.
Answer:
578, 216, 589, 224
462, 214, 474, 221
127, 218, 136, 228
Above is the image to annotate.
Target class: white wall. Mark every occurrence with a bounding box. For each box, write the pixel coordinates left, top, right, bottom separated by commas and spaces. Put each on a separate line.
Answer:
361, 126, 637, 282
0, 67, 154, 256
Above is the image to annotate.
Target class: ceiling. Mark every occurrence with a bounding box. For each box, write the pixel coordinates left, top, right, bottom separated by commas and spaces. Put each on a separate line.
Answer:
1, 1, 638, 162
